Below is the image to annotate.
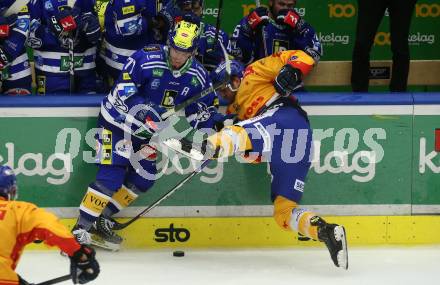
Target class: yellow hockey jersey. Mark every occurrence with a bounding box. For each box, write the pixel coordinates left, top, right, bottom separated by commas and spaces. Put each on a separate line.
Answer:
227, 50, 315, 120
0, 198, 80, 285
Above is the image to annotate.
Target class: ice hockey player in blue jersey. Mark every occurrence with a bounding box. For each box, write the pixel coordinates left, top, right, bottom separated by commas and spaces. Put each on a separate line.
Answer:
96, 0, 161, 91
157, 0, 229, 71
27, 0, 101, 94
0, 1, 32, 95
72, 19, 225, 250
228, 0, 322, 65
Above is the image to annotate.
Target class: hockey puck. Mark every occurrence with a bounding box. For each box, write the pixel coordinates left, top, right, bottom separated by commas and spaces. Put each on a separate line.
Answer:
173, 250, 185, 257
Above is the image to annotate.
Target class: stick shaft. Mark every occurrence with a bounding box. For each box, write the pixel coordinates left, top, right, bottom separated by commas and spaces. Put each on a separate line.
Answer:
117, 160, 212, 229
35, 274, 71, 285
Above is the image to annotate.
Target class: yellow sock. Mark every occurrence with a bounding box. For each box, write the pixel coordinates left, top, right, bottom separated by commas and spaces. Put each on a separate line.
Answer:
273, 196, 318, 240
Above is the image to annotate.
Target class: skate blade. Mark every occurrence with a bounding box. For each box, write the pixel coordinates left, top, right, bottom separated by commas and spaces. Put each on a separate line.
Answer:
90, 234, 121, 252
334, 226, 348, 270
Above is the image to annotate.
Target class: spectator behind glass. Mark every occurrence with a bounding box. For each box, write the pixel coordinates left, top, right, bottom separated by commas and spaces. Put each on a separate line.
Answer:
351, 0, 418, 92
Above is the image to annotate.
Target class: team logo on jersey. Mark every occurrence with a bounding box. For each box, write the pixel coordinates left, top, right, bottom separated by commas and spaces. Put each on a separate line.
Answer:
272, 39, 289, 53
161, 90, 178, 108
60, 56, 84, 72
190, 76, 199, 87
152, 68, 164, 77
150, 79, 160, 89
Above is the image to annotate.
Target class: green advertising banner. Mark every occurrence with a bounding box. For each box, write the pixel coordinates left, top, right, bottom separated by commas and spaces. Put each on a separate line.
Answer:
1, 95, 439, 217
200, 0, 440, 60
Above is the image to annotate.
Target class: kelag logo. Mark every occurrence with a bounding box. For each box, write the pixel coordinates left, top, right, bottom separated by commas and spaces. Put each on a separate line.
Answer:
154, 223, 190, 242
415, 3, 440, 17
328, 4, 356, 18
318, 32, 350, 45
375, 32, 435, 45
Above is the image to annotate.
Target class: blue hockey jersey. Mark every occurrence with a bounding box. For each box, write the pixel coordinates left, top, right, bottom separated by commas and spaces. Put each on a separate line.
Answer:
101, 44, 221, 138
28, 0, 97, 76
196, 22, 229, 71
0, 1, 31, 88
228, 16, 322, 65
99, 0, 160, 79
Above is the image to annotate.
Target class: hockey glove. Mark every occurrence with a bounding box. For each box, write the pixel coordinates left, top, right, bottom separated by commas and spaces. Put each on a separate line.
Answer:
79, 12, 101, 45
133, 102, 169, 139
0, 8, 18, 38
247, 7, 269, 31
0, 45, 11, 70
273, 64, 303, 97
70, 245, 100, 284
49, 7, 78, 39
203, 126, 252, 160
276, 9, 303, 30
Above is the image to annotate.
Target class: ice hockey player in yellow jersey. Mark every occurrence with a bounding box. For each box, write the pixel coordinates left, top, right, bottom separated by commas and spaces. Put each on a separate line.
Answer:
205, 50, 349, 269
0, 165, 100, 285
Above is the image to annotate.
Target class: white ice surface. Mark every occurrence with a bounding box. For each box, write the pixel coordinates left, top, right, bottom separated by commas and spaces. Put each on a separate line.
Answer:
16, 247, 440, 285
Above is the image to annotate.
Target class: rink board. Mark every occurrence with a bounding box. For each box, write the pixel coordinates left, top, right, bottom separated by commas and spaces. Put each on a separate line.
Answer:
1, 94, 440, 216
1, 94, 440, 247
26, 215, 440, 250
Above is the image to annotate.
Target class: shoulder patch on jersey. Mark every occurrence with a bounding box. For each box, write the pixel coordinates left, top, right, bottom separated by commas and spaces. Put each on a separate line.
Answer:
122, 5, 135, 15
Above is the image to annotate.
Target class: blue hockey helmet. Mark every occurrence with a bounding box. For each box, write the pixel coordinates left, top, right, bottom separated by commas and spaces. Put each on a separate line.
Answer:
210, 60, 245, 86
168, 18, 200, 53
0, 165, 17, 200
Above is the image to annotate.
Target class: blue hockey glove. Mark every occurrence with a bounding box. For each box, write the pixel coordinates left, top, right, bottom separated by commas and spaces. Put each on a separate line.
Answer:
133, 102, 169, 139
79, 12, 101, 45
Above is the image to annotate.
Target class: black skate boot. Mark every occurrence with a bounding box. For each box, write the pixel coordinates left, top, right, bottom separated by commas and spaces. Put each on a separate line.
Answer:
89, 215, 123, 251
311, 216, 348, 270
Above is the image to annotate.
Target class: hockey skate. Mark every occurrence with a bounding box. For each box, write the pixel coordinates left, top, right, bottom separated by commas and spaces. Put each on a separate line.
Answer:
60, 224, 93, 257
89, 215, 123, 251
311, 216, 348, 270
72, 224, 92, 245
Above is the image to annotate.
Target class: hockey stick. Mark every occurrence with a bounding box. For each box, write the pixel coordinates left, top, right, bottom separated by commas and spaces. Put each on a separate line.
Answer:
3, 0, 30, 17
34, 274, 71, 285
68, 35, 75, 94
67, 0, 77, 94
159, 40, 231, 120
113, 159, 212, 230
209, 0, 224, 53
255, 0, 268, 57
